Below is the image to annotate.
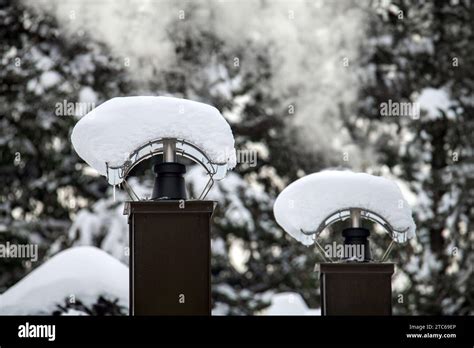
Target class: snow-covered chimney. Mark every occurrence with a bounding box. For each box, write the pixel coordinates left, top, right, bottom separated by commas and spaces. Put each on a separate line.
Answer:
273, 170, 417, 315
71, 96, 236, 315
71, 96, 236, 201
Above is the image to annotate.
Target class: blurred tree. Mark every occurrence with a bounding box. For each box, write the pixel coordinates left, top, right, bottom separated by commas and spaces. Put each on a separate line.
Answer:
0, 0, 130, 295
356, 0, 474, 314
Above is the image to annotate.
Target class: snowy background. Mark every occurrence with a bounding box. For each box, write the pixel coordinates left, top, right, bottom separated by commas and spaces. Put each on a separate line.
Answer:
0, 0, 473, 315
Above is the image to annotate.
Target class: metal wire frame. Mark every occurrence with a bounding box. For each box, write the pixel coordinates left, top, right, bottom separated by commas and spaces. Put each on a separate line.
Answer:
300, 207, 411, 263
105, 138, 231, 201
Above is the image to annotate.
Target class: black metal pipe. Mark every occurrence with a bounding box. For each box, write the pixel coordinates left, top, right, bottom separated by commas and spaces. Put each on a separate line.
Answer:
151, 162, 187, 200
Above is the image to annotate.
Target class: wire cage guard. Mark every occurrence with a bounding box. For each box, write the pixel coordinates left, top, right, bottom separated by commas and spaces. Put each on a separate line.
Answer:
300, 207, 410, 263
105, 138, 231, 201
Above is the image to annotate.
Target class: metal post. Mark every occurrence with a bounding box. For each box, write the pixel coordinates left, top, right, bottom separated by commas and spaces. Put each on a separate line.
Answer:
162, 138, 177, 163
350, 208, 361, 228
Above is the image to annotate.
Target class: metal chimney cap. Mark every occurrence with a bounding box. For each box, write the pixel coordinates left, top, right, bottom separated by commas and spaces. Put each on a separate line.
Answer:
273, 170, 416, 246
71, 96, 236, 185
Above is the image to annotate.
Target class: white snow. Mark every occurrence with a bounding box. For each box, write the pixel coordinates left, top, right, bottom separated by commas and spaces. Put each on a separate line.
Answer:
416, 87, 455, 119
39, 71, 62, 88
273, 170, 416, 246
0, 246, 128, 315
186, 165, 256, 231
214, 284, 238, 301
211, 237, 226, 256
78, 86, 98, 105
71, 96, 236, 177
60, 308, 89, 316
212, 302, 230, 315
260, 292, 320, 316
66, 189, 129, 263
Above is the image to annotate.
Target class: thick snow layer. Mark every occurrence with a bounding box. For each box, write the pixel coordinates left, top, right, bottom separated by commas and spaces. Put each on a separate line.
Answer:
273, 171, 416, 245
260, 292, 320, 316
0, 246, 128, 315
71, 96, 236, 177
